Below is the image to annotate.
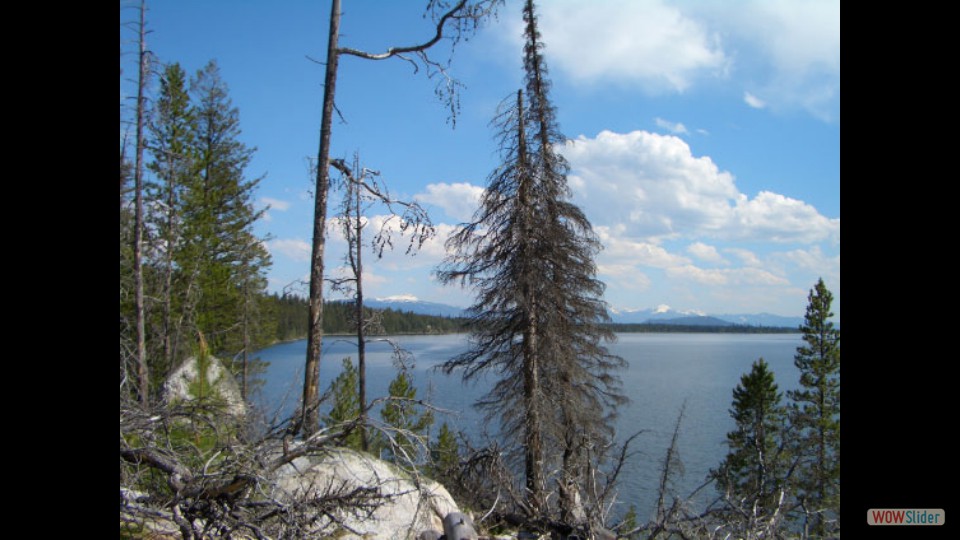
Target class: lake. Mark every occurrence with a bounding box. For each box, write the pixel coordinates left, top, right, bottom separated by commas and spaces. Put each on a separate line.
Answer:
253, 332, 804, 521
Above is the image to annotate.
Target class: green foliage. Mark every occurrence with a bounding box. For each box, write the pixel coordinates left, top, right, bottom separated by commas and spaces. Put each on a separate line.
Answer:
121, 56, 273, 402
618, 505, 640, 539
186, 345, 223, 404
378, 368, 433, 463
714, 358, 788, 515
429, 422, 460, 484
260, 295, 467, 343
174, 59, 270, 358
788, 278, 840, 534
325, 358, 363, 450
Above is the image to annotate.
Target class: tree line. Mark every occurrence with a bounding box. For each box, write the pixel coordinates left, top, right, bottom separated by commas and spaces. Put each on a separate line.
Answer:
269, 294, 467, 339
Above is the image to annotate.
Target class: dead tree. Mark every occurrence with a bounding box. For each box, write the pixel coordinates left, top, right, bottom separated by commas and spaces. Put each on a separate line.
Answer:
300, 0, 503, 437
327, 155, 434, 451
131, 0, 151, 406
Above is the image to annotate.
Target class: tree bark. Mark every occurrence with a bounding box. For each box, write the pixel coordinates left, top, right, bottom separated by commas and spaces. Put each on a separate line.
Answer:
354, 175, 368, 451
133, 0, 149, 407
302, 0, 341, 436
515, 89, 544, 514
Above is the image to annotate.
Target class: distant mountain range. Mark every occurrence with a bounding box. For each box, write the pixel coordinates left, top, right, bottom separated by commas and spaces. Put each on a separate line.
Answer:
368, 297, 806, 329
364, 296, 466, 318
610, 305, 805, 328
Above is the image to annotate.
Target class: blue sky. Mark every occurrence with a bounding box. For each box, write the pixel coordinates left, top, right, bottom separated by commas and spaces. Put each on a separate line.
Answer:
121, 0, 839, 318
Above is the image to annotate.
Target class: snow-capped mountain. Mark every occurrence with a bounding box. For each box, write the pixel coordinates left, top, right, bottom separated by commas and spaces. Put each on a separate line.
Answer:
610, 304, 708, 324
365, 296, 466, 318
610, 304, 803, 328
362, 297, 805, 328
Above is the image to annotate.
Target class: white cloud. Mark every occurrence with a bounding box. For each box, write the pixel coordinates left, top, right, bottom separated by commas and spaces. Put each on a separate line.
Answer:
731, 191, 839, 244
261, 197, 291, 211
563, 130, 839, 243
687, 242, 726, 264
776, 246, 840, 286
415, 182, 485, 222
597, 264, 652, 291
514, 0, 728, 93
495, 0, 838, 119
666, 264, 788, 287
655, 117, 689, 135
595, 226, 690, 268
725, 248, 762, 267
707, 0, 840, 118
744, 92, 766, 109
268, 239, 311, 262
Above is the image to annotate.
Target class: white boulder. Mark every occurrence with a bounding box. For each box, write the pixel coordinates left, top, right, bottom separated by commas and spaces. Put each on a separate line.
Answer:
273, 447, 460, 539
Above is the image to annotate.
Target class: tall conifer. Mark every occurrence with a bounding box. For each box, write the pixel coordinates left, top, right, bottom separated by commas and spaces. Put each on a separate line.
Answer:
438, 0, 625, 520
788, 279, 840, 535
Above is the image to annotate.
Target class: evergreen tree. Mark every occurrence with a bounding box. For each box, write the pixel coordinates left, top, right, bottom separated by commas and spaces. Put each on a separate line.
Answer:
714, 358, 788, 519
788, 278, 840, 535
325, 357, 362, 450
429, 422, 460, 485
180, 60, 270, 358
438, 0, 625, 519
146, 61, 197, 379
378, 367, 433, 463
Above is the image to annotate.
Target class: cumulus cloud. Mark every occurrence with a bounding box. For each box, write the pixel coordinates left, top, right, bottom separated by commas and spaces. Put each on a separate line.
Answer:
744, 92, 766, 109
666, 264, 789, 287
563, 130, 839, 243
495, 0, 837, 119
731, 191, 839, 244
415, 182, 485, 222
776, 246, 840, 286
597, 264, 652, 291
655, 117, 689, 135
709, 0, 840, 118
261, 197, 291, 211
687, 242, 726, 264
725, 248, 762, 267
268, 239, 311, 262
595, 226, 690, 268
508, 0, 727, 93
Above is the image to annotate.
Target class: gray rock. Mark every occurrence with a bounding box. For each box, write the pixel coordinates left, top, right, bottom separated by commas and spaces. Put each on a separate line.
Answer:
443, 511, 478, 540
273, 447, 461, 539
162, 354, 246, 418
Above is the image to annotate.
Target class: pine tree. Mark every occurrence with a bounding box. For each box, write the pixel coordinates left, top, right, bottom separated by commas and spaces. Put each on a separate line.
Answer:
378, 367, 433, 464
180, 60, 270, 359
788, 278, 840, 535
714, 358, 788, 520
325, 357, 362, 450
438, 0, 625, 519
146, 62, 197, 379
429, 422, 460, 485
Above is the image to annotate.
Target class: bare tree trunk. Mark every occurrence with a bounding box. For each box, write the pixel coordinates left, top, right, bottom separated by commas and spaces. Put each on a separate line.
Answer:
302, 0, 341, 436
133, 0, 149, 407
162, 150, 176, 376
515, 89, 544, 514
242, 284, 250, 401
353, 175, 368, 451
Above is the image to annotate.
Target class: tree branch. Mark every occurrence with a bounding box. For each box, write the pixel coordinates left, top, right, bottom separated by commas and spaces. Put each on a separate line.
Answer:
336, 0, 469, 60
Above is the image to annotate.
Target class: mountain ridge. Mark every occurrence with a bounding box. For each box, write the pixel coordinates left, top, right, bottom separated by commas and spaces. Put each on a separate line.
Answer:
364, 297, 808, 328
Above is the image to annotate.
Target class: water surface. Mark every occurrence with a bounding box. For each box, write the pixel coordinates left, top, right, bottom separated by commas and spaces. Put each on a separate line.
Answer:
254, 332, 803, 519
